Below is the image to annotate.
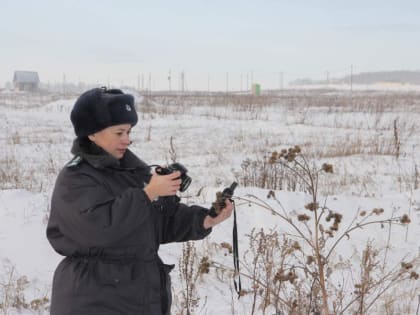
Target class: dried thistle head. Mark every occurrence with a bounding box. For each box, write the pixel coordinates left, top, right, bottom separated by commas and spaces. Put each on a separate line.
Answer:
330, 222, 339, 231
325, 212, 334, 222
410, 271, 419, 280
198, 256, 210, 274
400, 214, 411, 224
325, 211, 343, 233
401, 262, 413, 270
274, 269, 288, 282
285, 152, 296, 162
297, 214, 311, 222
220, 242, 233, 254
353, 284, 362, 295
287, 271, 298, 284
306, 255, 315, 265
292, 241, 301, 250
333, 213, 343, 223
211, 191, 225, 215
269, 151, 278, 164
322, 163, 333, 173
360, 210, 367, 216
372, 208, 384, 215
277, 146, 299, 161
267, 190, 276, 199
305, 202, 318, 211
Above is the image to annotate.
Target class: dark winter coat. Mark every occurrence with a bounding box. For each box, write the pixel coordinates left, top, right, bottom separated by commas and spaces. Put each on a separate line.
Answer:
46, 140, 212, 315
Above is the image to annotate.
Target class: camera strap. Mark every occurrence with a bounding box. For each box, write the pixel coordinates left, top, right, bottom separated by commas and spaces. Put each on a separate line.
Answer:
232, 201, 242, 298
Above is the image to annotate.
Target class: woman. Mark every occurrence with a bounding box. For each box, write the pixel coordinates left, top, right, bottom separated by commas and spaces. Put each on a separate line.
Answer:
46, 87, 233, 315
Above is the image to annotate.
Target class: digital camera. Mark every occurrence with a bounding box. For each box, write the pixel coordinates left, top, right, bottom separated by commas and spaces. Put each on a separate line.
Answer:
155, 162, 192, 192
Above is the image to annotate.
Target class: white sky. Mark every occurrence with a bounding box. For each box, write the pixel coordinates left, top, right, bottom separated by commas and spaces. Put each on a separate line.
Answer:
2, 0, 420, 90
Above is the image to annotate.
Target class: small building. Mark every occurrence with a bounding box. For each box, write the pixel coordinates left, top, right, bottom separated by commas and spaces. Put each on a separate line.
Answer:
13, 71, 40, 91
251, 83, 261, 96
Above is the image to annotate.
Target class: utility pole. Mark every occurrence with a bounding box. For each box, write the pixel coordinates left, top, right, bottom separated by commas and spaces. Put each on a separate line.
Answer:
226, 72, 229, 93
279, 72, 283, 90
148, 73, 151, 96
180, 71, 185, 92
350, 64, 353, 94
62, 73, 66, 95
207, 74, 210, 94
168, 69, 172, 92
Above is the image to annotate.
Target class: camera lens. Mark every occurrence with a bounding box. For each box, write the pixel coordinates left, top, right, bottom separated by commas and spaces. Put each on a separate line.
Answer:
179, 174, 192, 192
155, 163, 192, 192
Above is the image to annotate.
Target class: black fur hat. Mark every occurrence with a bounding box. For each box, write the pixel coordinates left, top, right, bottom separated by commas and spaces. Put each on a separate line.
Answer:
70, 87, 138, 138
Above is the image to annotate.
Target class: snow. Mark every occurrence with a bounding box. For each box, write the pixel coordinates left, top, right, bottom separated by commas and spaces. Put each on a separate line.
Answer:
0, 190, 59, 281
0, 89, 419, 314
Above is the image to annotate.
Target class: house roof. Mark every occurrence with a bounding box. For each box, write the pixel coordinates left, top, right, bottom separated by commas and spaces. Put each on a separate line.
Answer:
13, 71, 40, 84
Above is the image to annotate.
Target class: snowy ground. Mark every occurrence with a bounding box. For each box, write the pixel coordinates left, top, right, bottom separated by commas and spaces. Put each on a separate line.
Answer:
0, 88, 419, 314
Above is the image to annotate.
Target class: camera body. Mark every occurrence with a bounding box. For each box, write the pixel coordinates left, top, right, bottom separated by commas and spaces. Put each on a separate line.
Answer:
155, 162, 192, 192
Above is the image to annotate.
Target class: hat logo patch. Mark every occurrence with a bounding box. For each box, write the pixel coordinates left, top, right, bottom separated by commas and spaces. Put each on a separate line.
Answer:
125, 104, 132, 111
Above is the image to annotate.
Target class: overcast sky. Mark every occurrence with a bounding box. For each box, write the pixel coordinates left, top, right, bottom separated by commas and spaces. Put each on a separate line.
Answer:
2, 0, 420, 90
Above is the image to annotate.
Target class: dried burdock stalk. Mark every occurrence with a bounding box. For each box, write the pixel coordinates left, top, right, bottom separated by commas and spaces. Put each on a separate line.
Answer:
236, 146, 417, 315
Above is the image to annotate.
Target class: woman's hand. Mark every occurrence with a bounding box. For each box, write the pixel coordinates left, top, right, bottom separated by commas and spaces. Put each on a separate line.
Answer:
203, 199, 234, 229
143, 171, 182, 201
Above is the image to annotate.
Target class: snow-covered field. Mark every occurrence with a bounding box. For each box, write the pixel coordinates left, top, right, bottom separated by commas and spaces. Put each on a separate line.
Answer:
0, 88, 419, 314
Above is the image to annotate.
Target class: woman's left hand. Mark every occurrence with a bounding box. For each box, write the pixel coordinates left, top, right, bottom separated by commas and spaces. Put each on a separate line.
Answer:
203, 199, 234, 229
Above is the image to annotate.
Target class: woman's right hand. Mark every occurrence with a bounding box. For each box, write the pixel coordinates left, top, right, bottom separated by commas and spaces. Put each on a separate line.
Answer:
143, 171, 182, 201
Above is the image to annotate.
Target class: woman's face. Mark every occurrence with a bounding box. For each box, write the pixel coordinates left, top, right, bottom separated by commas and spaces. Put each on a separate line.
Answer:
88, 124, 132, 159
